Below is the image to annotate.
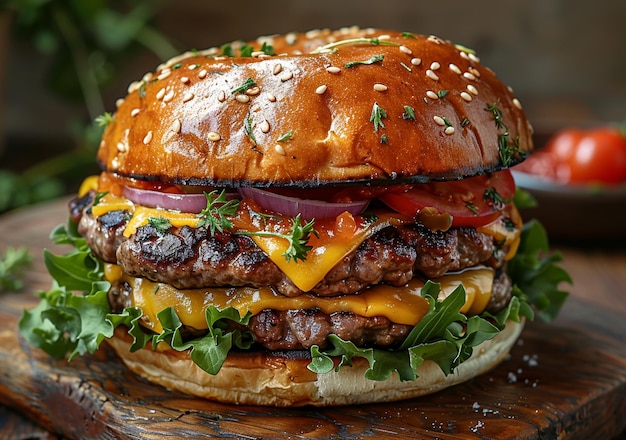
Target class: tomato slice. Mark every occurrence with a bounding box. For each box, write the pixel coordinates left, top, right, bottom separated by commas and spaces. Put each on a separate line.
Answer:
379, 170, 516, 227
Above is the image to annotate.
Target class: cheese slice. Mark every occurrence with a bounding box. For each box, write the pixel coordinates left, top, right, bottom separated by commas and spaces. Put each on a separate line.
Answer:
106, 265, 494, 334
249, 215, 397, 292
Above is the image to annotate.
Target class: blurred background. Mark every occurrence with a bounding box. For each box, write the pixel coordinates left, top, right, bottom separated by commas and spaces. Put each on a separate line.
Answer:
1, 0, 625, 214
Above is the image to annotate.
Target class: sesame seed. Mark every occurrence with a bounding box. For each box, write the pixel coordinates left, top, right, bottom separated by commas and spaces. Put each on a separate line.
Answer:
444, 126, 455, 135
513, 98, 523, 110
260, 120, 271, 133
315, 84, 328, 94
449, 63, 462, 74
326, 66, 341, 74
467, 84, 478, 95
274, 144, 286, 156
143, 131, 153, 144
218, 90, 226, 102
252, 51, 267, 57
208, 132, 221, 141
426, 69, 439, 81
463, 72, 476, 81
142, 72, 153, 82
117, 142, 127, 153
181, 76, 190, 84
157, 70, 171, 81
285, 33, 297, 45
460, 51, 470, 60
433, 116, 446, 126
280, 71, 293, 82
198, 69, 208, 79
235, 94, 250, 103
267, 93, 277, 102
410, 57, 422, 66
115, 98, 124, 108
426, 90, 439, 100
373, 83, 388, 92
273, 63, 283, 75
131, 108, 140, 117
171, 119, 181, 133
111, 157, 120, 171
469, 67, 481, 78
156, 88, 166, 100
163, 90, 175, 102
399, 45, 413, 55
245, 86, 261, 96
127, 81, 141, 94
460, 91, 473, 102
182, 92, 194, 102
469, 53, 480, 63
430, 61, 441, 71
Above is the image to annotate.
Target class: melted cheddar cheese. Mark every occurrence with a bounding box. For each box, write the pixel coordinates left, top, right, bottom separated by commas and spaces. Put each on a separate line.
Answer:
105, 265, 494, 333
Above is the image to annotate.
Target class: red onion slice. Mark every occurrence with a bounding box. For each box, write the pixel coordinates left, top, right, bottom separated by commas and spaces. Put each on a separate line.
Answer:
238, 187, 369, 219
122, 186, 208, 213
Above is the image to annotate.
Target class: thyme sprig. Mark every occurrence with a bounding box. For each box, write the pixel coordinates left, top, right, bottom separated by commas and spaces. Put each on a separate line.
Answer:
344, 54, 384, 69
485, 102, 522, 167
370, 102, 387, 132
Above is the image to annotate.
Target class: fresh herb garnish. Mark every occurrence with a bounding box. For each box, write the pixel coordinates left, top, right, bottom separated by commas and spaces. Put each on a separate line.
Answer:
402, 105, 416, 121
92, 191, 109, 206
148, 216, 172, 234
172, 62, 182, 70
238, 214, 317, 263
0, 246, 32, 292
95, 112, 115, 127
231, 77, 257, 95
380, 134, 389, 144
370, 102, 387, 132
244, 112, 257, 147
239, 44, 254, 57
483, 186, 510, 210
344, 54, 384, 68
220, 43, 235, 57
260, 41, 275, 56
401, 32, 416, 38
485, 102, 522, 167
460, 116, 471, 127
277, 130, 294, 142
437, 90, 449, 99
197, 190, 240, 235
138, 81, 147, 98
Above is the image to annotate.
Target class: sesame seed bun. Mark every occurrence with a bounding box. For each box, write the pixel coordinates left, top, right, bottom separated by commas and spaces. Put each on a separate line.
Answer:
107, 319, 524, 407
97, 27, 533, 187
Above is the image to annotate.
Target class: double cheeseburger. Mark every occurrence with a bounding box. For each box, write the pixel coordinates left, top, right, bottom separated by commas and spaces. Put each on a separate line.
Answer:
22, 27, 563, 407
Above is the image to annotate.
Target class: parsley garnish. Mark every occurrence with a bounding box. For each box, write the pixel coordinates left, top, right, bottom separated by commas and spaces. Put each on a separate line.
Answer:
238, 214, 317, 263
240, 44, 254, 57
380, 134, 389, 144
370, 102, 387, 132
403, 105, 416, 121
220, 43, 235, 57
148, 216, 172, 234
344, 54, 384, 68
231, 78, 257, 95
95, 112, 115, 127
197, 190, 240, 235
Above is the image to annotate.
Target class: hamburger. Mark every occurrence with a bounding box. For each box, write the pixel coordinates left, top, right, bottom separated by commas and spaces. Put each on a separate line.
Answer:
20, 27, 568, 406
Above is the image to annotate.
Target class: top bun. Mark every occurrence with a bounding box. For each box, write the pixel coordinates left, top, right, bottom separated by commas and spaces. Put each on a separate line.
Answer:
98, 27, 533, 187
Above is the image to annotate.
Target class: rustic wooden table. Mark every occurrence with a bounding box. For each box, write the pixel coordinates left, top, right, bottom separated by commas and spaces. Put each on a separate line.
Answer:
1, 198, 625, 439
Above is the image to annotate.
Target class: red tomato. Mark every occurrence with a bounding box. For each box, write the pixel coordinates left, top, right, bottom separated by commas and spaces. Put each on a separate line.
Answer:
519, 127, 626, 185
565, 128, 626, 185
379, 170, 516, 227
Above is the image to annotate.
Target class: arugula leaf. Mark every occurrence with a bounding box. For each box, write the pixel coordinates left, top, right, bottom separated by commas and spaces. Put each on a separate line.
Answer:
0, 246, 32, 292
507, 219, 571, 322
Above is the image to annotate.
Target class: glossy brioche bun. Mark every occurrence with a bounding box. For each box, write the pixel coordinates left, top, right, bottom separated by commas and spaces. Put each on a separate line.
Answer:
98, 27, 533, 187
107, 319, 524, 407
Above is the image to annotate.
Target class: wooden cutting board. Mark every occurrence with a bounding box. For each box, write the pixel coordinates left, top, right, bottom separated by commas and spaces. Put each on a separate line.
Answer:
1, 199, 625, 439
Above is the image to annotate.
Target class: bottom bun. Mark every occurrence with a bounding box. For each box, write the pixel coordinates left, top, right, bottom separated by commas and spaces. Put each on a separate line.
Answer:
107, 319, 524, 407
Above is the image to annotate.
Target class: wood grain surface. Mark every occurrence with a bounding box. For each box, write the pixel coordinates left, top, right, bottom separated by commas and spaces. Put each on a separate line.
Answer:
1, 198, 625, 440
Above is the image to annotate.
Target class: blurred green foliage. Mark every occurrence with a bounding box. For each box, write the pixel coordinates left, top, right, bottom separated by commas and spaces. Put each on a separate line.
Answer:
0, 0, 178, 213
